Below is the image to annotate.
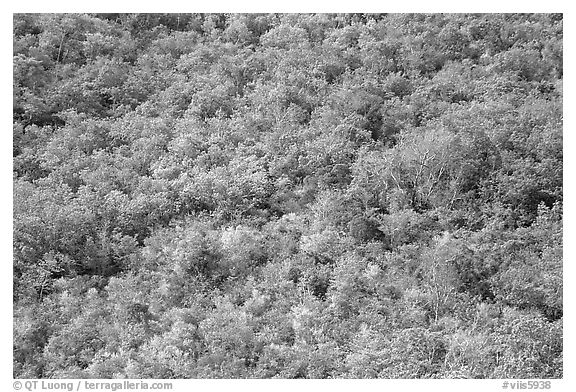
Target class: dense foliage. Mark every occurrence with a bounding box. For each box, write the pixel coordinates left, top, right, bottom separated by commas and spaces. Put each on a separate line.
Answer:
13, 13, 562, 379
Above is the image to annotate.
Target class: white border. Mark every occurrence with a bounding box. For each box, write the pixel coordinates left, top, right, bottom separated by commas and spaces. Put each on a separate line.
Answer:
3, 3, 572, 391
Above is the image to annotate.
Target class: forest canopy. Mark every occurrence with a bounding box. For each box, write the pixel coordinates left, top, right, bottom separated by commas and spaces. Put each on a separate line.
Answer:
13, 13, 562, 379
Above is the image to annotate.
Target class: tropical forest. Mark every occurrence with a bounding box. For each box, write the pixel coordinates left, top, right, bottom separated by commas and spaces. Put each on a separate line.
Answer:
13, 13, 563, 379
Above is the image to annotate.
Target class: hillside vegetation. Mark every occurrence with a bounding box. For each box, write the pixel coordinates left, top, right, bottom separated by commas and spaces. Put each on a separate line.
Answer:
13, 13, 562, 378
